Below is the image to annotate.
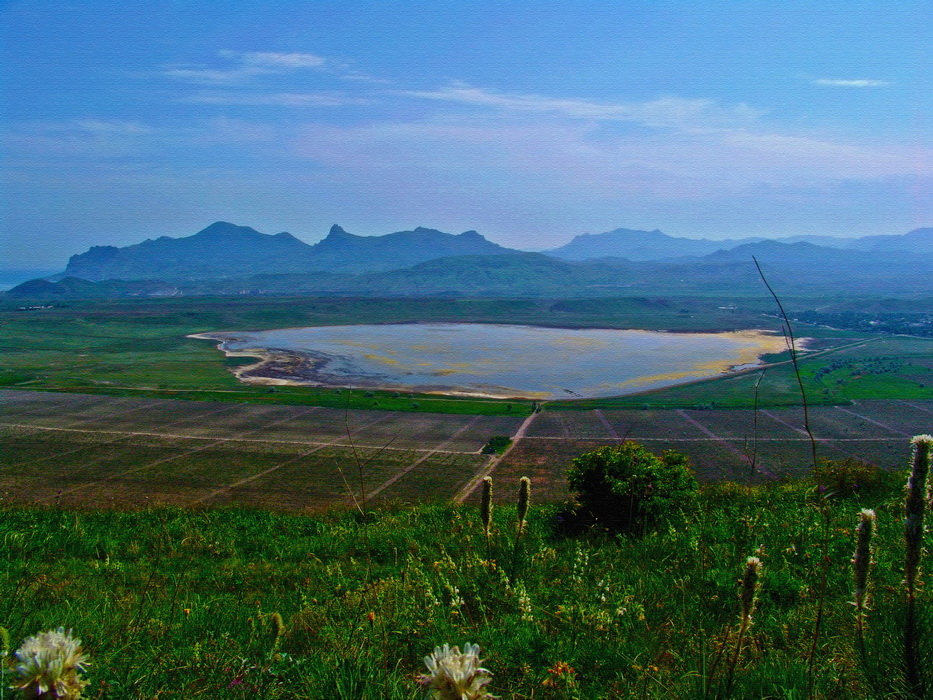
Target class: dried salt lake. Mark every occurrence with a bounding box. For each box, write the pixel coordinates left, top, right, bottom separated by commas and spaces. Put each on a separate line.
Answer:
197, 323, 789, 400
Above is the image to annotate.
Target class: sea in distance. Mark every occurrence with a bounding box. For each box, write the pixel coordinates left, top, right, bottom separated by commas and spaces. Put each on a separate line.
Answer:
195, 323, 791, 400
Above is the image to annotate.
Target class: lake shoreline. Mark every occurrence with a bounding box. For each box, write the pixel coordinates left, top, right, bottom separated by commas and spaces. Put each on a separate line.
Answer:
189, 324, 798, 400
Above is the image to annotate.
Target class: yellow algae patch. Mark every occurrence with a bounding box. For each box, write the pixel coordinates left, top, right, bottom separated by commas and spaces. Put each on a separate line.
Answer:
550, 336, 612, 350
362, 353, 401, 366
337, 340, 384, 350
611, 330, 796, 389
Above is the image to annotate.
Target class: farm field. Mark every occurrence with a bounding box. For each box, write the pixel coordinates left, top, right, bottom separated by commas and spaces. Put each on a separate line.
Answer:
3, 390, 929, 510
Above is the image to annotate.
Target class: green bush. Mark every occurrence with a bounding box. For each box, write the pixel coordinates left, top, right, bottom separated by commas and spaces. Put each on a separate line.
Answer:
811, 457, 884, 497
566, 442, 699, 533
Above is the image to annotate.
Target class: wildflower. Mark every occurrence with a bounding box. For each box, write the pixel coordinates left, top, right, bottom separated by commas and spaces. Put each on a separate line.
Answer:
418, 643, 494, 699
542, 661, 576, 688
11, 627, 90, 699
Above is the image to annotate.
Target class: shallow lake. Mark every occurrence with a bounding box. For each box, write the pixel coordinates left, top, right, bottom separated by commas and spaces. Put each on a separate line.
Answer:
201, 323, 788, 400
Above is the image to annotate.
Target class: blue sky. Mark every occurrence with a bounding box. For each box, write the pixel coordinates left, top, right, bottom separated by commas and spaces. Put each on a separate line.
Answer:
2, 1, 930, 268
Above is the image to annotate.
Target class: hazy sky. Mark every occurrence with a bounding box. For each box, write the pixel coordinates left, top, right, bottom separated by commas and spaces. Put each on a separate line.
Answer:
2, 1, 930, 268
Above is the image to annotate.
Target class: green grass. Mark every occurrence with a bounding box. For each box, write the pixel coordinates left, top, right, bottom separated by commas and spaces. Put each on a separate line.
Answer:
2, 467, 931, 698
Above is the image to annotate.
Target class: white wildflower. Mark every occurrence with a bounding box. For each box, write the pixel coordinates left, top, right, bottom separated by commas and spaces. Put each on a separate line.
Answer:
418, 643, 494, 699
11, 627, 90, 699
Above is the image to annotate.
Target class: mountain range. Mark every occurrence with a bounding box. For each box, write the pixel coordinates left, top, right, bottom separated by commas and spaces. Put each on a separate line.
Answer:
62, 221, 517, 281
7, 221, 933, 299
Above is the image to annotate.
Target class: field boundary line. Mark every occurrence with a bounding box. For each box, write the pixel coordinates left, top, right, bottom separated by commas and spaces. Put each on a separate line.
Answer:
3, 403, 244, 469
192, 443, 336, 504
367, 416, 482, 500
1, 421, 478, 455
593, 409, 621, 439
517, 435, 906, 443
677, 410, 776, 478
834, 405, 910, 437
897, 400, 933, 416
453, 411, 538, 503
1, 396, 152, 421
32, 406, 322, 503
761, 410, 810, 437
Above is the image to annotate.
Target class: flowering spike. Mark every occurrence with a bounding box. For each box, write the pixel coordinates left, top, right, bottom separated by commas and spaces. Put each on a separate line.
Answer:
740, 556, 762, 625
517, 477, 531, 532
481, 477, 493, 538
853, 508, 876, 627
905, 435, 931, 596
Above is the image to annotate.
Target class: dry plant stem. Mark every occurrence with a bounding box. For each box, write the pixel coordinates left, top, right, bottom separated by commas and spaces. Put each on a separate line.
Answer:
753, 256, 818, 469
904, 435, 931, 698
344, 389, 367, 509
745, 370, 765, 477
339, 388, 399, 513
806, 503, 832, 699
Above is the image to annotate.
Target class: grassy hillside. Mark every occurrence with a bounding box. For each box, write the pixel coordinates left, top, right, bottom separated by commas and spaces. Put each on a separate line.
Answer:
2, 464, 930, 698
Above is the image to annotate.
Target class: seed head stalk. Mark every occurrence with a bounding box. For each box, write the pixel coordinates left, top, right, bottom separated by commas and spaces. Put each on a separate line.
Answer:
480, 476, 493, 556
725, 556, 762, 695
852, 508, 876, 654
516, 476, 531, 534
904, 435, 931, 699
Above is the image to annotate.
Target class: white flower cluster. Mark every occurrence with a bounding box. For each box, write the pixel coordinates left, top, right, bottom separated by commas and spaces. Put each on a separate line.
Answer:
11, 627, 90, 699
418, 643, 494, 700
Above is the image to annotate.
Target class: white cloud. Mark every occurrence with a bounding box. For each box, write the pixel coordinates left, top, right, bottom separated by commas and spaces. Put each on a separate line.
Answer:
397, 83, 765, 130
162, 50, 327, 84
74, 120, 153, 135
237, 51, 325, 69
184, 92, 366, 107
812, 79, 889, 87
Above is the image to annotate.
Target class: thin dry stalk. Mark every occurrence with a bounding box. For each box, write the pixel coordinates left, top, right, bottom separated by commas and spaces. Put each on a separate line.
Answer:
753, 256, 818, 469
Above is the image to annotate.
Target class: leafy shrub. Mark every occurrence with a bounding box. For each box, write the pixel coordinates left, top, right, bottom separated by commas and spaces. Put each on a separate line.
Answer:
566, 442, 698, 534
481, 436, 512, 454
811, 457, 884, 497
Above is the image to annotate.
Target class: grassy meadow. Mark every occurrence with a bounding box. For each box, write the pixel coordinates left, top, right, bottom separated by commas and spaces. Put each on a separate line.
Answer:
2, 466, 931, 698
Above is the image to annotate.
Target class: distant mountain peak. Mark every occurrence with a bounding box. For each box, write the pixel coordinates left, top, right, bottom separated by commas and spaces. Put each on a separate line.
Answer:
327, 224, 355, 239
193, 221, 260, 237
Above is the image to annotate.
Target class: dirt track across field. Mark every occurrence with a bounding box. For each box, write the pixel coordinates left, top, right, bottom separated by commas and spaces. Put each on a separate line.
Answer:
2, 390, 930, 510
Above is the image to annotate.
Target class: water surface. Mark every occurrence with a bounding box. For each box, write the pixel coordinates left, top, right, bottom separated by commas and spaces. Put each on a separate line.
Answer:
202, 323, 787, 399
